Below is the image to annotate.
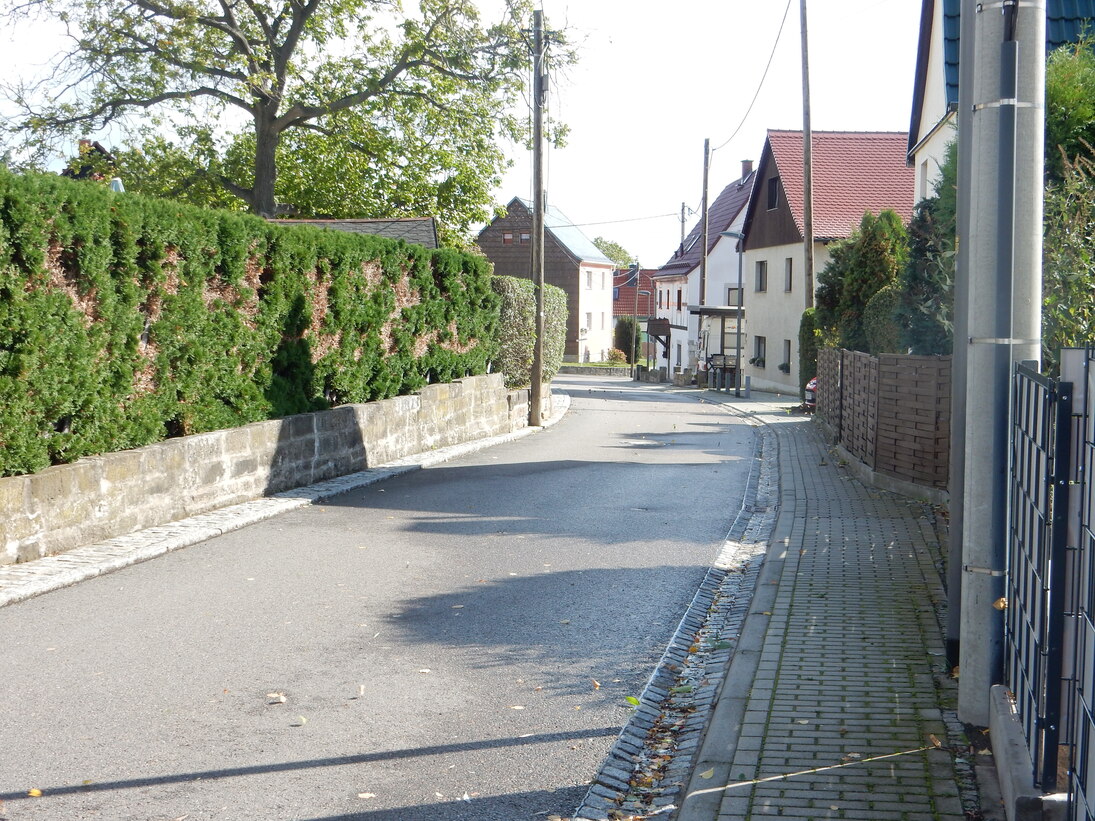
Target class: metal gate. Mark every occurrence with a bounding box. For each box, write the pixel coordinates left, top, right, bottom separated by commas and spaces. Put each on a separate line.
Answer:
1068, 350, 1095, 820
1006, 362, 1073, 792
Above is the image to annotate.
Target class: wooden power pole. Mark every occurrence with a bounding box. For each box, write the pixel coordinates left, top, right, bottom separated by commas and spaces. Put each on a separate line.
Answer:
529, 10, 546, 426
800, 0, 815, 308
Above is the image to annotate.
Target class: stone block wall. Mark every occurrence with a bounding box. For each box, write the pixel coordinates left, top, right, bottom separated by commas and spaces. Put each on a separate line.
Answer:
1, 374, 544, 564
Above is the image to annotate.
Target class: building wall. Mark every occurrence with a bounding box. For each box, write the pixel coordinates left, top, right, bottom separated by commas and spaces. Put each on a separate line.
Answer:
912, 0, 955, 202
575, 264, 616, 362
742, 240, 831, 393
652, 272, 695, 373
700, 211, 749, 367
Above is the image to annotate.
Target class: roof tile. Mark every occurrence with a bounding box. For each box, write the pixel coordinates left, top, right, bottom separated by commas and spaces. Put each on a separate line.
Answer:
767, 130, 915, 240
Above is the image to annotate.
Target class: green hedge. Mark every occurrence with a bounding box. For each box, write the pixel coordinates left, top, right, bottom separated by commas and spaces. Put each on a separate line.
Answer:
0, 169, 499, 476
491, 276, 566, 388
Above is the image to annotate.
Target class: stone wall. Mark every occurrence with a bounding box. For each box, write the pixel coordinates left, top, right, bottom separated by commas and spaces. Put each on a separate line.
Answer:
1, 374, 545, 565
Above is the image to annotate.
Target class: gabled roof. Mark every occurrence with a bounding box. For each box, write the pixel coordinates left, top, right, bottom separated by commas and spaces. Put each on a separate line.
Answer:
510, 197, 614, 266
754, 130, 914, 242
612, 268, 657, 317
909, 0, 1095, 158
658, 169, 756, 275
275, 217, 439, 249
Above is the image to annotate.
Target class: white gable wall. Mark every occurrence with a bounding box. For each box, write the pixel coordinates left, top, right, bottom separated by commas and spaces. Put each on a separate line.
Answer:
742, 240, 831, 394
911, 0, 955, 202
576, 263, 616, 362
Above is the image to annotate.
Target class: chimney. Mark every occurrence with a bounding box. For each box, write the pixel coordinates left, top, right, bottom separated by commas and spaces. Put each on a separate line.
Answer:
741, 159, 754, 180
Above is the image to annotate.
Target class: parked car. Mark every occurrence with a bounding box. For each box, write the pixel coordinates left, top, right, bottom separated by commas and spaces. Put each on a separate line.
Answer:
804, 376, 817, 412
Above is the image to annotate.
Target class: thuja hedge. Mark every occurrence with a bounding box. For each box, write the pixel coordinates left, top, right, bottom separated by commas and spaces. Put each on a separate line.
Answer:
491, 276, 566, 389
0, 169, 500, 477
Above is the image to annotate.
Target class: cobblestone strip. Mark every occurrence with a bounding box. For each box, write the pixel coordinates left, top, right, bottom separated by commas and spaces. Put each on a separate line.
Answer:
0, 395, 571, 609
714, 413, 970, 821
572, 417, 777, 821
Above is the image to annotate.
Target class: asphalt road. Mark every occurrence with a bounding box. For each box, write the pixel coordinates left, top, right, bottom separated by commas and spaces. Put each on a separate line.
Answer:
0, 375, 758, 821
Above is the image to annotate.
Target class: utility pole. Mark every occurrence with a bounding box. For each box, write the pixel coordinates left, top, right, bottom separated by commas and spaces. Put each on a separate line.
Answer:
680, 202, 687, 250
956, 0, 1045, 726
528, 10, 546, 427
800, 0, 815, 308
698, 138, 710, 371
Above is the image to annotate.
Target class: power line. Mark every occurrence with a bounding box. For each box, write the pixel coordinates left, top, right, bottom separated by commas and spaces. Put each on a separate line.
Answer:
563, 212, 679, 228
712, 0, 793, 153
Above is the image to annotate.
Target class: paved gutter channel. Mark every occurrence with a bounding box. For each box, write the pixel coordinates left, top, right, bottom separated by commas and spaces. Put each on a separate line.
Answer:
571, 402, 777, 821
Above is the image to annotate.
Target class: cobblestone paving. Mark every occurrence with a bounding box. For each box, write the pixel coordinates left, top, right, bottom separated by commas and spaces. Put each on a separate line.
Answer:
702, 405, 968, 821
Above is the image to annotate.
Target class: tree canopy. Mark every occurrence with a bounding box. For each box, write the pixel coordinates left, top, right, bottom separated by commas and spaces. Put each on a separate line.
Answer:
3, 0, 566, 243
593, 236, 637, 268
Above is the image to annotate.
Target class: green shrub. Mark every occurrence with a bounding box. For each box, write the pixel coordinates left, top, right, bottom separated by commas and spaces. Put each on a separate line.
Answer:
0, 168, 500, 476
613, 316, 639, 363
863, 282, 903, 354
606, 348, 627, 364
490, 275, 566, 388
798, 308, 820, 398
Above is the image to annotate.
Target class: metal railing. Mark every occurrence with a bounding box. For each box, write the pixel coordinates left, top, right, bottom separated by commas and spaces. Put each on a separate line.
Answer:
1006, 362, 1072, 791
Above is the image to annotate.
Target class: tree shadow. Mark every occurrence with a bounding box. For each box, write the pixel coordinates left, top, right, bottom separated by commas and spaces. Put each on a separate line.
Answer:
385, 565, 704, 695
297, 786, 589, 820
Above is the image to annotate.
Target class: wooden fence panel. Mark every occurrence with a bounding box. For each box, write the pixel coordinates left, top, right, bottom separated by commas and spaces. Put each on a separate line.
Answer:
819, 348, 951, 491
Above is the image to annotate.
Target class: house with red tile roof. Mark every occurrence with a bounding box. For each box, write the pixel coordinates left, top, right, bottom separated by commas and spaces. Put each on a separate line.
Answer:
739, 130, 914, 392
651, 161, 756, 377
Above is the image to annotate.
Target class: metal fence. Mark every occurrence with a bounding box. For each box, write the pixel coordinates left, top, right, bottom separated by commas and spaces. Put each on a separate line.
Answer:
1068, 350, 1095, 820
1006, 362, 1072, 792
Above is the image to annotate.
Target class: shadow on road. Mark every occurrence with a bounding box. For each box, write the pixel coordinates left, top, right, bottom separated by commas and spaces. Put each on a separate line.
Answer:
298, 786, 589, 820
0, 728, 617, 804
385, 564, 703, 696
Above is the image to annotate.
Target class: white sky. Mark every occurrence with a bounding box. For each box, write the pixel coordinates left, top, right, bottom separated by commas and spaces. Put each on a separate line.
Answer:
0, 0, 922, 266
498, 0, 922, 266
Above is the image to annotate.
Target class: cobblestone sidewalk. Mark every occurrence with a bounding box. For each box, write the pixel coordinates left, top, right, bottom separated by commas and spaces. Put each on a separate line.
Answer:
680, 399, 973, 821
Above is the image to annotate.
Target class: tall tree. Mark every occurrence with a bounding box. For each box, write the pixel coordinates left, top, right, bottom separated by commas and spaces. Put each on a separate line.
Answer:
593, 236, 637, 268
2, 0, 559, 232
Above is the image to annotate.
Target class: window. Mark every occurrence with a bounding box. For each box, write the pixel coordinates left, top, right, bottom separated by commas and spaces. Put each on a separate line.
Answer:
585, 312, 593, 332
613, 287, 620, 301
676, 289, 683, 310
754, 336, 767, 367
601, 312, 606, 330
755, 260, 768, 292
502, 232, 514, 245
586, 271, 593, 289
520, 232, 530, 244
658, 290, 663, 309
767, 177, 779, 210
601, 271, 606, 289
784, 258, 793, 292
727, 287, 742, 307
782, 339, 792, 370
676, 343, 682, 367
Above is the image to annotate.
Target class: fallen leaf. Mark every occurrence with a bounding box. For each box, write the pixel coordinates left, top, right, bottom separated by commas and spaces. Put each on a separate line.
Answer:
795, 719, 810, 725
451, 605, 464, 609
418, 669, 431, 674
28, 788, 43, 797
292, 715, 307, 726
698, 768, 715, 779
560, 619, 570, 625
592, 679, 601, 690
929, 734, 943, 748
625, 696, 641, 707
510, 705, 525, 710
358, 793, 377, 799
267, 692, 286, 704
461, 792, 471, 802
